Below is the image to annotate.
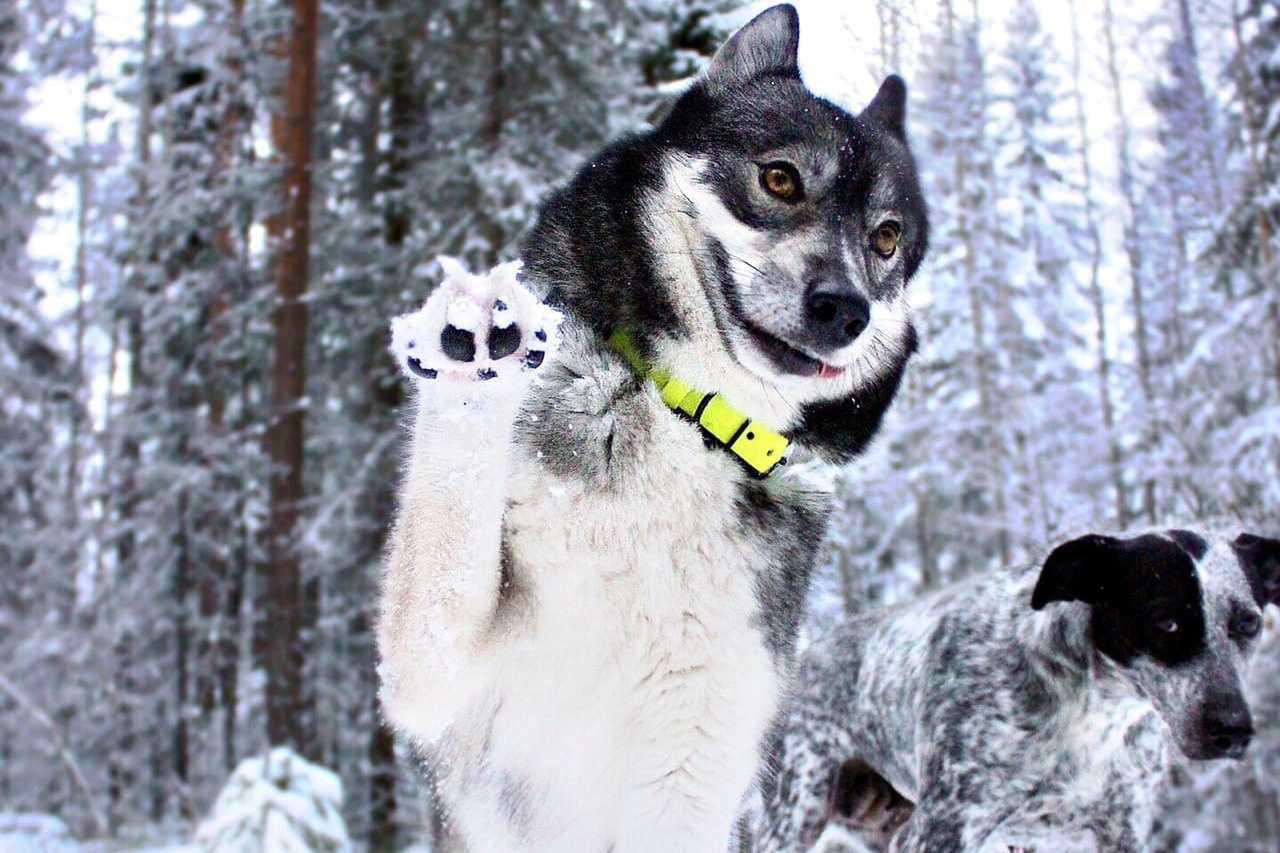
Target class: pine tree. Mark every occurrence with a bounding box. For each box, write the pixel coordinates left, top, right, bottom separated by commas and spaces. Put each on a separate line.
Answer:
0, 0, 93, 828
993, 0, 1096, 545
0, 0, 61, 595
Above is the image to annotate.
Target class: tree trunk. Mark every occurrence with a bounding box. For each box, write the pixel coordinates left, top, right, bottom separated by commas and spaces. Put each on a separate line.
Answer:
67, 0, 96, 524
265, 0, 318, 753
109, 0, 158, 830
1102, 0, 1157, 524
364, 7, 429, 846
481, 0, 504, 151
171, 483, 192, 819
915, 486, 939, 590
197, 0, 246, 717
972, 0, 1021, 562
477, 0, 506, 264
1231, 0, 1280, 402
956, 113, 1008, 564
1069, 0, 1128, 528
368, 701, 399, 853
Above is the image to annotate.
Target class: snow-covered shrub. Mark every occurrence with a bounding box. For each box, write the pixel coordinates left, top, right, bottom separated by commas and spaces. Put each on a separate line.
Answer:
194, 748, 350, 853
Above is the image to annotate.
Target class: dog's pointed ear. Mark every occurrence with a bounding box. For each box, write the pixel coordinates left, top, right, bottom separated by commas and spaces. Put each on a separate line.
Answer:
1031, 534, 1123, 610
702, 4, 800, 90
862, 75, 908, 140
1233, 533, 1280, 607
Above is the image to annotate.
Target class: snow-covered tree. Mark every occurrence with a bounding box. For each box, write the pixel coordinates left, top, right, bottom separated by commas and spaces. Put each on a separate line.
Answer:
194, 748, 350, 853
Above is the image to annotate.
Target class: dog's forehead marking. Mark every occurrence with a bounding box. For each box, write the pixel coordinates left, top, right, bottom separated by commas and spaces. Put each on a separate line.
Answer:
1191, 538, 1261, 624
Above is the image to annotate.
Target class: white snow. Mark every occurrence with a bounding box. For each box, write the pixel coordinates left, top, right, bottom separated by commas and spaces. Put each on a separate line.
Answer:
0, 815, 76, 853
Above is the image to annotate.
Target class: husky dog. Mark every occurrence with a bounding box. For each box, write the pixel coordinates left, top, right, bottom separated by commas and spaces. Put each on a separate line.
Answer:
758, 530, 1280, 853
377, 5, 928, 850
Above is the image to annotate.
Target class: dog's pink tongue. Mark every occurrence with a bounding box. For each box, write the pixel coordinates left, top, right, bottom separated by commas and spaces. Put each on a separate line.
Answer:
818, 363, 845, 379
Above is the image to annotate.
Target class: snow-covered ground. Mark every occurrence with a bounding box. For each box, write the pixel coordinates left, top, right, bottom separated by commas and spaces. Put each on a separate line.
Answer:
0, 815, 79, 853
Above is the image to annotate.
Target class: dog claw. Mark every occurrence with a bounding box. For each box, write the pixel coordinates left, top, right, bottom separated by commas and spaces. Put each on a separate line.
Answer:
534, 329, 547, 343
523, 350, 545, 370
441, 325, 477, 362
477, 367, 498, 380
407, 357, 437, 379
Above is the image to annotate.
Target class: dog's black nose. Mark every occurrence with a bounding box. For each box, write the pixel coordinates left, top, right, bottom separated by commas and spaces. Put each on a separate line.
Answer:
1206, 721, 1254, 758
1203, 691, 1254, 758
804, 284, 870, 351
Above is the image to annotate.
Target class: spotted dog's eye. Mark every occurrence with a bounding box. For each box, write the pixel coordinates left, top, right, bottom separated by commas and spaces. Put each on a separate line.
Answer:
1231, 610, 1262, 640
1155, 617, 1179, 634
873, 221, 901, 259
760, 162, 803, 202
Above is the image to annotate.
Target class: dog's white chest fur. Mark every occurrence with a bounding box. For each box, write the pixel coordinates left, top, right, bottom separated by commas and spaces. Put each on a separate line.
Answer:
425, 418, 784, 852
380, 262, 836, 851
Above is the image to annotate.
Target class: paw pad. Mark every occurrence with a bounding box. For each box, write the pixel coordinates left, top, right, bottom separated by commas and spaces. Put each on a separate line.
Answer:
440, 326, 477, 363
389, 257, 563, 389
488, 325, 521, 360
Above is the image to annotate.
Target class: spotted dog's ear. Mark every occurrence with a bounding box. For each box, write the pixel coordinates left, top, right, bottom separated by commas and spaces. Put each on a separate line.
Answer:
1031, 534, 1123, 610
1233, 533, 1280, 608
701, 4, 801, 91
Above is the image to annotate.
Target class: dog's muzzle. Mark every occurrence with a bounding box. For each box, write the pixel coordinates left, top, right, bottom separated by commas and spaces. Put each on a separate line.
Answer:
1196, 689, 1255, 760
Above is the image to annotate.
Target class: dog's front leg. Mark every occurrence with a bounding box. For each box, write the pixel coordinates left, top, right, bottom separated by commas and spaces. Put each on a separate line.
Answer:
756, 727, 849, 852
377, 260, 561, 744
888, 809, 965, 853
888, 794, 1011, 853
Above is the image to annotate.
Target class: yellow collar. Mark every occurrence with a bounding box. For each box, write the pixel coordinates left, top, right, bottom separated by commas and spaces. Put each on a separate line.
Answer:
607, 329, 790, 478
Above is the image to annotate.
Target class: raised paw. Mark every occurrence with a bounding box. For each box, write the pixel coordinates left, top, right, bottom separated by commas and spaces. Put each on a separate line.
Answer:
390, 257, 562, 391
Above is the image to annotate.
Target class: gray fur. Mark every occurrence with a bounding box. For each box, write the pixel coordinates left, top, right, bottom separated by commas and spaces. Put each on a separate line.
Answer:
513, 324, 653, 490
757, 531, 1275, 853
739, 478, 831, 666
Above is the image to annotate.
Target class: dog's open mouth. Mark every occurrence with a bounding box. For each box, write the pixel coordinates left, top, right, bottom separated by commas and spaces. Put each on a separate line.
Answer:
740, 321, 845, 379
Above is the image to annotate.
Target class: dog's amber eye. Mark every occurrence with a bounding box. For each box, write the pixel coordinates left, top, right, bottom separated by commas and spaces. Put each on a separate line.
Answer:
873, 221, 901, 258
760, 163, 803, 201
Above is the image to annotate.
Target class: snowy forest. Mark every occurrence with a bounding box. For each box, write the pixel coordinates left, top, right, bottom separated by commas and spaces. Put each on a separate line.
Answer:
0, 0, 1277, 849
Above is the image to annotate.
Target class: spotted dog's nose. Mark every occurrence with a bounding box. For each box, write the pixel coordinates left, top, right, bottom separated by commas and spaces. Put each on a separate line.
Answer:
1202, 689, 1254, 759
804, 282, 870, 351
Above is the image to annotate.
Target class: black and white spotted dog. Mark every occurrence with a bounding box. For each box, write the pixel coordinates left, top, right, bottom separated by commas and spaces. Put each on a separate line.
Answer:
757, 530, 1280, 853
